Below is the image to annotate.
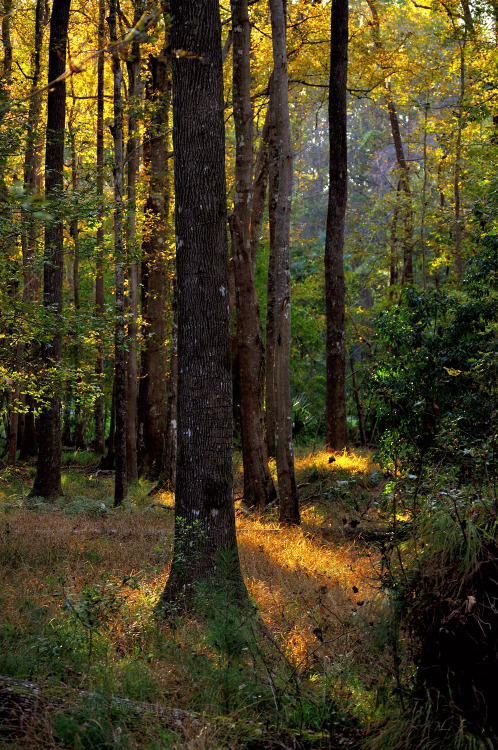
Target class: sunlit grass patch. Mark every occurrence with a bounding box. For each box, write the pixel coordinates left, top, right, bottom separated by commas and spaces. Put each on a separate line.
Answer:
295, 447, 377, 480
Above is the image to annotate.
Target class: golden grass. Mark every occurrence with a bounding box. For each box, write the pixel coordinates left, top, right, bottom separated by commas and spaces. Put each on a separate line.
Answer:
0, 449, 384, 747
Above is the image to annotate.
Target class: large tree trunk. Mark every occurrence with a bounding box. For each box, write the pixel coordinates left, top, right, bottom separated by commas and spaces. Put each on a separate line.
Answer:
324, 0, 348, 451
268, 0, 299, 526
138, 46, 171, 479
108, 0, 127, 505
158, 0, 246, 608
31, 0, 71, 499
125, 15, 141, 484
231, 0, 276, 509
93, 0, 106, 457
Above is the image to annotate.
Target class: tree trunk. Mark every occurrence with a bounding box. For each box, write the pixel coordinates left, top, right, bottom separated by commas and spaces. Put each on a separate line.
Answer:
269, 0, 299, 526
158, 0, 246, 608
31, 0, 71, 499
265, 84, 278, 459
324, 0, 348, 451
231, 0, 276, 509
367, 0, 413, 286
138, 45, 171, 479
454, 32, 466, 281
125, 15, 141, 484
93, 0, 106, 457
108, 0, 127, 505
18, 0, 46, 461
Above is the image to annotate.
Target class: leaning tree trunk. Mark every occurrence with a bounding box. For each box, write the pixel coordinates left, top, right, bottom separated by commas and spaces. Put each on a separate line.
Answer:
108, 0, 127, 505
138, 47, 171, 479
231, 0, 276, 509
31, 0, 71, 499
324, 0, 348, 451
269, 0, 299, 525
158, 0, 246, 608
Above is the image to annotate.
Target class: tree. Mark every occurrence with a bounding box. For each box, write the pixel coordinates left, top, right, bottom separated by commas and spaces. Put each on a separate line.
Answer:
157, 0, 246, 607
108, 0, 127, 505
138, 12, 171, 480
93, 0, 106, 458
230, 0, 276, 509
31, 0, 71, 499
269, 0, 300, 525
324, 0, 348, 451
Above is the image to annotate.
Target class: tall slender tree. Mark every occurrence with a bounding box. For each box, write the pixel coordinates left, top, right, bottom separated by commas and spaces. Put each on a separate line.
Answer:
32, 0, 71, 498
158, 0, 246, 607
268, 0, 300, 525
94, 0, 106, 457
138, 16, 171, 479
325, 0, 348, 451
108, 0, 127, 505
125, 6, 142, 484
231, 0, 276, 509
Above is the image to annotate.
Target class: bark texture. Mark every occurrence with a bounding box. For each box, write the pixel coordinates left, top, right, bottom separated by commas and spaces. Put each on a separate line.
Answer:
108, 0, 127, 505
31, 0, 71, 499
231, 0, 276, 509
93, 0, 106, 456
269, 0, 299, 525
159, 0, 246, 606
324, 0, 348, 451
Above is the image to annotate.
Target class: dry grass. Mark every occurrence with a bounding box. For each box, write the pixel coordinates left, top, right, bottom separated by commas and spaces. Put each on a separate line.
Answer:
0, 448, 385, 748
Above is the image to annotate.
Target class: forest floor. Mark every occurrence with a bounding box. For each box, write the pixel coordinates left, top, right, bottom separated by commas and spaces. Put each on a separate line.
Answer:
0, 448, 400, 749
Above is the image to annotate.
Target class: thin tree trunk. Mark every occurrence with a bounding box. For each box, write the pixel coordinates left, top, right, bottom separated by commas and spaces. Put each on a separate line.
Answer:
389, 180, 401, 299
125, 14, 141, 484
367, 0, 413, 286
138, 42, 171, 479
1, 0, 12, 80
231, 0, 276, 509
108, 0, 127, 505
249, 93, 272, 267
159, 0, 246, 608
67, 68, 84, 450
269, 0, 299, 525
32, 0, 71, 499
18, 0, 46, 461
265, 86, 278, 459
94, 0, 106, 456
325, 0, 348, 451
454, 32, 466, 281
349, 353, 367, 446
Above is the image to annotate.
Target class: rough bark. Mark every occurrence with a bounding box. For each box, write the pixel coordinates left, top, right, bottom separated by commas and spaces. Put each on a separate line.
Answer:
138, 45, 171, 479
231, 0, 276, 509
158, 0, 246, 607
125, 13, 141, 483
94, 0, 106, 457
1, 0, 12, 80
18, 0, 48, 460
108, 0, 127, 505
269, 0, 299, 525
324, 0, 348, 451
31, 0, 71, 499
